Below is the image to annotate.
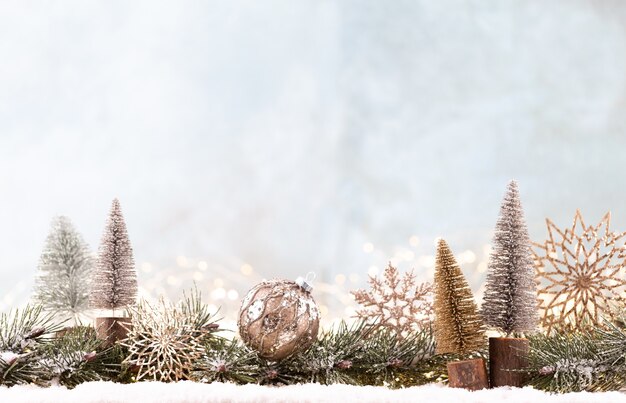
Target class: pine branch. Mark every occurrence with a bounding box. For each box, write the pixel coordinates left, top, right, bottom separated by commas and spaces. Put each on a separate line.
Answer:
0, 305, 59, 386
40, 326, 121, 388
260, 321, 439, 388
192, 337, 260, 384
277, 320, 371, 385
526, 330, 626, 392
357, 325, 436, 385
180, 285, 221, 342
596, 318, 626, 366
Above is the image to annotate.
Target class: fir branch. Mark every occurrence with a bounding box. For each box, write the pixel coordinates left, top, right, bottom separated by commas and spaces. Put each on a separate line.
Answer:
180, 285, 221, 342
278, 320, 370, 385
527, 330, 626, 392
356, 325, 436, 387
596, 318, 626, 366
0, 351, 48, 387
40, 326, 120, 388
193, 337, 260, 384
0, 305, 59, 386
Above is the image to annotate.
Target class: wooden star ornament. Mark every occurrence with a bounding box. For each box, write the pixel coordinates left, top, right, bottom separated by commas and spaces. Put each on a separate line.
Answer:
532, 210, 626, 334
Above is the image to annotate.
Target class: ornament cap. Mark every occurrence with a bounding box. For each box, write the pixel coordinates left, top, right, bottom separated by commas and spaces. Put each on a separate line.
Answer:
296, 272, 316, 293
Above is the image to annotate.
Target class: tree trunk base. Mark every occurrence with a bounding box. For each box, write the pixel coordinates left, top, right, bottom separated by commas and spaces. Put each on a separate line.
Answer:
488, 337, 529, 388
447, 358, 489, 390
95, 317, 132, 347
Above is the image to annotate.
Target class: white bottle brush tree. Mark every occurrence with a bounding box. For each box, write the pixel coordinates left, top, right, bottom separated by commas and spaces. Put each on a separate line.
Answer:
33, 216, 93, 325
90, 199, 138, 316
481, 180, 539, 336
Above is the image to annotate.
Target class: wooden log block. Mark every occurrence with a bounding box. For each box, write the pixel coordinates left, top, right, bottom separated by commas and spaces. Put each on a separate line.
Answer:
488, 337, 529, 387
95, 317, 132, 347
447, 358, 489, 390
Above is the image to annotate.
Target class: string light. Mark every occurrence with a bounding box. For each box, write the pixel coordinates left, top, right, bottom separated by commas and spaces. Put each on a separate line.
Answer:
211, 288, 226, 300
240, 264, 253, 276
227, 289, 239, 300
482, 244, 492, 256
167, 275, 181, 286
344, 306, 356, 316
457, 250, 476, 264
117, 237, 487, 330
417, 255, 435, 268
335, 274, 346, 285
176, 255, 189, 267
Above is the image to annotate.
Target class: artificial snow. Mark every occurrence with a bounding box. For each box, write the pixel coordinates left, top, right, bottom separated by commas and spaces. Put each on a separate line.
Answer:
0, 351, 19, 365
0, 382, 625, 403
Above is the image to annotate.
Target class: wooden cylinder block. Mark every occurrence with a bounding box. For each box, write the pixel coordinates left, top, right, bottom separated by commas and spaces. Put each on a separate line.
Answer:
447, 358, 489, 390
95, 317, 132, 347
488, 337, 529, 387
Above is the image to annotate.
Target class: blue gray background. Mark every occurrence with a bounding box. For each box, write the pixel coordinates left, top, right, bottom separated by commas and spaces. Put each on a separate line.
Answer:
1, 1, 625, 323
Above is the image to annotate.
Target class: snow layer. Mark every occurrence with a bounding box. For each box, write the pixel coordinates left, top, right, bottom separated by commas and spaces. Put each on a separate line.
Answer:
0, 382, 625, 403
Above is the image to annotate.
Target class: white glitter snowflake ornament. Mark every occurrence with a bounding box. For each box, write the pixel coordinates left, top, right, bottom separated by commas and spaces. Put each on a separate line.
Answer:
351, 263, 434, 337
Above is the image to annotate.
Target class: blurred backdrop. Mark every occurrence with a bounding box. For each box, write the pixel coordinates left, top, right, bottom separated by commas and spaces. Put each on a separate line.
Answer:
1, 1, 626, 326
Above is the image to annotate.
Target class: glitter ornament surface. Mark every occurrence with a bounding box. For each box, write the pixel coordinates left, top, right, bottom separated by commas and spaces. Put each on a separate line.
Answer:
238, 279, 320, 361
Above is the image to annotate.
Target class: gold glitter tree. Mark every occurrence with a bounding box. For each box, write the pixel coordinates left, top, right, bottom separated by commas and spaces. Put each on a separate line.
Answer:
532, 210, 626, 334
433, 239, 485, 354
352, 263, 433, 337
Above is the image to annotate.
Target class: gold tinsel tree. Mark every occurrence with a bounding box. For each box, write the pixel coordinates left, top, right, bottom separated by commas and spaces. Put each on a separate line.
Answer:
434, 239, 485, 354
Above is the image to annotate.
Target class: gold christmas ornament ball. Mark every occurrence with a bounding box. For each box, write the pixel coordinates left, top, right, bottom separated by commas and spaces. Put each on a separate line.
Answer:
238, 278, 320, 361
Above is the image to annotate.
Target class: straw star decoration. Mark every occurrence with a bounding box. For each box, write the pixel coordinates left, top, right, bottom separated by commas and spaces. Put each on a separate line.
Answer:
532, 210, 626, 334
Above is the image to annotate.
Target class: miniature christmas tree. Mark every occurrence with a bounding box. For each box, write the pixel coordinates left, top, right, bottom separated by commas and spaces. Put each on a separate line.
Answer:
90, 199, 137, 315
433, 239, 485, 354
33, 216, 93, 324
481, 180, 538, 336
